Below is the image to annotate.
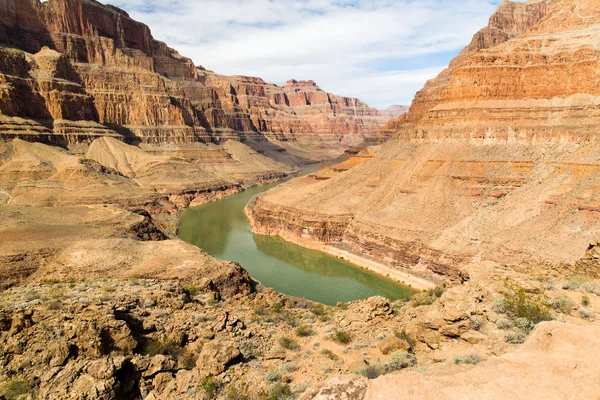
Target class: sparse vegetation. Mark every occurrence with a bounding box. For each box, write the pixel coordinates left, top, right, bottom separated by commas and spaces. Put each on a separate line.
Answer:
453, 354, 480, 365
355, 364, 381, 379
582, 295, 591, 306
271, 300, 284, 313
320, 348, 339, 361
331, 329, 352, 344
393, 329, 416, 350
470, 315, 483, 331
281, 362, 296, 373
265, 382, 294, 400
502, 284, 553, 325
295, 325, 314, 337
381, 350, 416, 372
505, 330, 527, 344
223, 382, 251, 400
551, 295, 575, 313
579, 308, 594, 320
265, 370, 282, 383
200, 376, 222, 398
278, 336, 299, 351
144, 337, 182, 357
0, 376, 35, 399
182, 282, 201, 296
309, 304, 327, 316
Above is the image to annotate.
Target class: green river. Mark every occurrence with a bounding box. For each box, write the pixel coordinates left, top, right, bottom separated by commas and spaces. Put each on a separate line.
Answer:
178, 164, 415, 305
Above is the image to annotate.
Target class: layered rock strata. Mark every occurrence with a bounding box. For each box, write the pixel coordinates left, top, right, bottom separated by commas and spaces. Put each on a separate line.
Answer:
248, 0, 600, 283
0, 0, 386, 149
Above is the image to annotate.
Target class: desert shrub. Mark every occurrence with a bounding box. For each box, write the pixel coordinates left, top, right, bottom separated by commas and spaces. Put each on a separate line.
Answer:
320, 349, 339, 361
354, 364, 381, 379
265, 382, 294, 400
144, 337, 182, 357
582, 295, 591, 306
182, 283, 201, 296
0, 377, 34, 399
453, 354, 480, 365
200, 377, 222, 398
579, 308, 594, 319
430, 284, 446, 298
492, 299, 507, 314
503, 284, 553, 324
381, 351, 416, 372
271, 300, 284, 313
292, 382, 312, 393
470, 316, 483, 331
505, 330, 527, 344
281, 362, 296, 373
223, 382, 251, 400
562, 275, 589, 290
495, 318, 513, 330
411, 292, 434, 306
265, 370, 282, 383
309, 304, 327, 316
331, 329, 352, 344
295, 325, 314, 337
393, 329, 416, 350
551, 295, 575, 313
178, 352, 196, 370
279, 337, 299, 351
335, 302, 349, 310
514, 317, 535, 332
46, 299, 62, 310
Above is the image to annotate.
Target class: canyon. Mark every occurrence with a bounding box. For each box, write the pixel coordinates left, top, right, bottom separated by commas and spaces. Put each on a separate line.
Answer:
1, 0, 600, 399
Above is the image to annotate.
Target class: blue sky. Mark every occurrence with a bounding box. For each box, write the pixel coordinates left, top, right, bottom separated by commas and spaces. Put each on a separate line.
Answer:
103, 0, 507, 109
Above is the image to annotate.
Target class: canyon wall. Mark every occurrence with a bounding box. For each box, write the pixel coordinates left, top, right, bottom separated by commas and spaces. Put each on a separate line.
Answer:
249, 0, 600, 282
0, 0, 386, 148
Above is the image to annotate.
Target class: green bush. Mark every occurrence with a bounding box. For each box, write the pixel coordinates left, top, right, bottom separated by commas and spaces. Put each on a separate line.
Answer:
223, 382, 251, 400
309, 304, 327, 316
514, 317, 535, 332
495, 318, 513, 330
182, 282, 201, 296
200, 377, 222, 398
144, 337, 182, 357
582, 295, 591, 306
0, 377, 34, 399
354, 364, 381, 379
551, 295, 575, 313
295, 325, 314, 337
331, 329, 352, 344
281, 362, 296, 373
503, 284, 553, 324
320, 349, 339, 361
411, 292, 434, 306
265, 370, 282, 383
453, 354, 480, 365
505, 330, 527, 344
279, 337, 299, 351
382, 351, 416, 372
266, 383, 294, 400
271, 300, 284, 313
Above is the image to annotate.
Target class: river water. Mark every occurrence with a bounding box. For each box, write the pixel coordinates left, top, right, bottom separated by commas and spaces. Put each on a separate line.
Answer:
178, 164, 415, 305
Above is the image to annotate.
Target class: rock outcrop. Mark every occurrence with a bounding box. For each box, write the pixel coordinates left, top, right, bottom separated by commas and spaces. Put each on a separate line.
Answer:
248, 0, 600, 282
378, 105, 409, 120
0, 0, 385, 148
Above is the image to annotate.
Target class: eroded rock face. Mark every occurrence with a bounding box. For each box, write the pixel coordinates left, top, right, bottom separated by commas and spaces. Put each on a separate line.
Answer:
0, 0, 385, 147
248, 0, 600, 282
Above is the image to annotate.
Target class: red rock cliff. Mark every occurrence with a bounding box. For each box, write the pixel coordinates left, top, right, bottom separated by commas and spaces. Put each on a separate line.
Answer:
0, 0, 386, 146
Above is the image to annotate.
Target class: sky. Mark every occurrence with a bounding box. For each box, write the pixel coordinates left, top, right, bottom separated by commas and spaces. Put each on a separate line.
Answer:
103, 0, 507, 109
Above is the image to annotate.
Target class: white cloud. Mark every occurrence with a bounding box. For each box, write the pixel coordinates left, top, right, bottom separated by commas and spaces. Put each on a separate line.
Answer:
104, 0, 501, 108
